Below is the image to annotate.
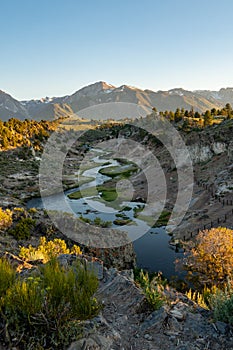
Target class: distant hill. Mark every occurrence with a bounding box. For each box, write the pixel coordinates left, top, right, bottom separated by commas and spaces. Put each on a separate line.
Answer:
0, 90, 30, 121
1, 82, 233, 121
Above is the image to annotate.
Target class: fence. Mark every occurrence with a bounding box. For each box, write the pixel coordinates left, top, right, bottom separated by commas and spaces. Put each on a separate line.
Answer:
181, 179, 233, 241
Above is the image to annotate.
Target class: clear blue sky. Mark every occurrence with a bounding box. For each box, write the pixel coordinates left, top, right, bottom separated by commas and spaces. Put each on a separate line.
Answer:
1, 0, 233, 100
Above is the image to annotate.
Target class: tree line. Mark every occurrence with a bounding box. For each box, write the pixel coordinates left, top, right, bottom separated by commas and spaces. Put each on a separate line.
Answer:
0, 118, 60, 150
153, 102, 233, 128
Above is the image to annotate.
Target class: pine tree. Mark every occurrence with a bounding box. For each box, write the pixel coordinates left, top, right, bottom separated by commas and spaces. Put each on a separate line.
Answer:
204, 110, 213, 126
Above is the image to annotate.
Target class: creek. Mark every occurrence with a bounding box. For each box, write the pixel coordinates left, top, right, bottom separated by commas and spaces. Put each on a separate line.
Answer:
28, 148, 184, 279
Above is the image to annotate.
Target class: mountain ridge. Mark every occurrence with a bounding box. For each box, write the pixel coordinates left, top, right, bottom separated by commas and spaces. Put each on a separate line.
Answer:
1, 81, 233, 121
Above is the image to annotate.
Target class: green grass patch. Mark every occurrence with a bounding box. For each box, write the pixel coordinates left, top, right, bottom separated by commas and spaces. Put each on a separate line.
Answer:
99, 163, 138, 178
76, 175, 94, 186
97, 184, 117, 201
68, 187, 97, 199
133, 205, 145, 217
120, 206, 132, 211
113, 218, 131, 225
153, 210, 171, 227
79, 215, 112, 228
78, 161, 99, 175
137, 214, 155, 226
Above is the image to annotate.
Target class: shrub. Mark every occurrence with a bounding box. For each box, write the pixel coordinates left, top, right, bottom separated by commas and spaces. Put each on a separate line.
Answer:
19, 237, 82, 262
0, 257, 100, 349
209, 282, 233, 324
182, 227, 233, 288
185, 285, 217, 310
8, 217, 36, 240
0, 208, 12, 230
40, 259, 99, 321
135, 269, 165, 310
0, 258, 16, 295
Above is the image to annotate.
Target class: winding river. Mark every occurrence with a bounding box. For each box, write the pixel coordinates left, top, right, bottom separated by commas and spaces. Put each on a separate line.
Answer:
28, 148, 184, 280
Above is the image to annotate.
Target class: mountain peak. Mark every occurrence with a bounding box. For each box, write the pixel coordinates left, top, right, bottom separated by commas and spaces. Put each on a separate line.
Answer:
73, 81, 116, 97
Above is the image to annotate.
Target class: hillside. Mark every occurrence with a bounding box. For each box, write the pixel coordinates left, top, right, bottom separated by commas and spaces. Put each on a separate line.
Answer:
0, 117, 232, 349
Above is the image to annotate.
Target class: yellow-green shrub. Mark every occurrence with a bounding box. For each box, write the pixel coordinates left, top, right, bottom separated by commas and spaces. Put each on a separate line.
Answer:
135, 269, 165, 310
0, 208, 12, 230
8, 217, 36, 240
19, 237, 82, 262
0, 257, 99, 349
0, 258, 16, 295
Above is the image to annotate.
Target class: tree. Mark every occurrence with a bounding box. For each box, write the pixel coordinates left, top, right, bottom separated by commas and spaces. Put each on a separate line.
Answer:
211, 108, 217, 116
194, 111, 201, 119
169, 111, 175, 121
183, 227, 233, 288
225, 103, 233, 119
174, 108, 182, 122
189, 107, 194, 118
204, 110, 213, 126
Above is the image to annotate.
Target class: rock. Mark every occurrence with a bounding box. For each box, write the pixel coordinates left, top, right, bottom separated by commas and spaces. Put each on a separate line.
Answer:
57, 253, 104, 280
140, 307, 167, 331
68, 334, 112, 350
144, 333, 153, 341
169, 309, 185, 321
215, 321, 227, 334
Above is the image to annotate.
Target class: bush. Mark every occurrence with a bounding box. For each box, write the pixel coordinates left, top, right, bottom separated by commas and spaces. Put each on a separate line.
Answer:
19, 237, 82, 262
209, 283, 233, 324
182, 227, 233, 288
135, 269, 165, 310
0, 208, 12, 230
0, 258, 16, 295
0, 257, 100, 349
8, 217, 36, 240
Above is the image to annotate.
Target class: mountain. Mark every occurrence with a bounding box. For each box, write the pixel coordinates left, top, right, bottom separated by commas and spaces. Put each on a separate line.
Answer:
195, 87, 233, 105
1, 82, 233, 121
0, 90, 30, 121
22, 98, 74, 121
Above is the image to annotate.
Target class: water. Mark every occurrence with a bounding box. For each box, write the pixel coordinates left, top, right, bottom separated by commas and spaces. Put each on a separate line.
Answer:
133, 228, 184, 279
27, 148, 184, 280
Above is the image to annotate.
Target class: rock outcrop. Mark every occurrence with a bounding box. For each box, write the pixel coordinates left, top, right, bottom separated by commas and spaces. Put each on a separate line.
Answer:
68, 267, 233, 350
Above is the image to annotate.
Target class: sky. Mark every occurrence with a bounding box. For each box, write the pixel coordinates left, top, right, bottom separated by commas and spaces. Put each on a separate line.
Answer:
1, 0, 233, 100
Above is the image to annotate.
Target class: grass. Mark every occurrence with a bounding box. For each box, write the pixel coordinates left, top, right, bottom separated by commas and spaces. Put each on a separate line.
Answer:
99, 163, 138, 178
136, 214, 155, 226
133, 205, 145, 217
78, 161, 100, 175
79, 215, 112, 228
153, 210, 171, 227
113, 218, 131, 225
97, 183, 118, 201
68, 186, 97, 199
